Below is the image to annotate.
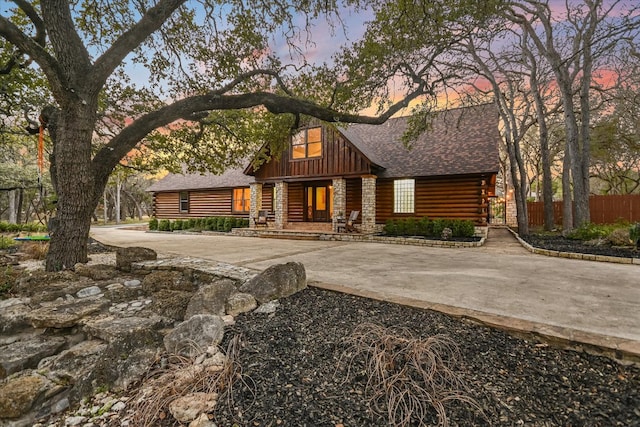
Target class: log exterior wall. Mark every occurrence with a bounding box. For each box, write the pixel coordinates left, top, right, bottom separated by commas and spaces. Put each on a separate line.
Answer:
153, 186, 273, 219
253, 126, 373, 181
287, 182, 305, 222
375, 174, 492, 224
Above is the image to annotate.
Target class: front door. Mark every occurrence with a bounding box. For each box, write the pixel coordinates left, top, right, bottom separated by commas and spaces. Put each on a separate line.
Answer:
305, 184, 333, 222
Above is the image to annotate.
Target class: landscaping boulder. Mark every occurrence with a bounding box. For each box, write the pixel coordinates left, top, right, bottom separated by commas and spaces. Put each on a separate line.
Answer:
185, 278, 238, 318
0, 335, 66, 379
168, 392, 218, 423
239, 262, 306, 303
28, 298, 110, 329
116, 247, 157, 272
0, 298, 32, 334
142, 270, 195, 293
164, 314, 225, 357
0, 372, 49, 420
74, 264, 117, 281
147, 289, 193, 321
225, 293, 257, 316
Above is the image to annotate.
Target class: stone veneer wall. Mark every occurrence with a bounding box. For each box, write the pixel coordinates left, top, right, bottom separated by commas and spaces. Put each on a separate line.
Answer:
361, 175, 377, 233
249, 183, 262, 228
275, 181, 288, 230
332, 178, 346, 232
506, 196, 518, 227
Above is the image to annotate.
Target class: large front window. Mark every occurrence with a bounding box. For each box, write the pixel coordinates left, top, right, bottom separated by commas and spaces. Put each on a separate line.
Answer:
394, 179, 415, 214
233, 188, 250, 212
292, 127, 322, 159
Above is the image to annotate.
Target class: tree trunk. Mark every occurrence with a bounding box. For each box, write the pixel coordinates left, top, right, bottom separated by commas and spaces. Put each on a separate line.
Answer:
115, 177, 122, 224
16, 188, 23, 224
103, 190, 108, 224
8, 190, 17, 224
562, 149, 573, 232
45, 105, 100, 271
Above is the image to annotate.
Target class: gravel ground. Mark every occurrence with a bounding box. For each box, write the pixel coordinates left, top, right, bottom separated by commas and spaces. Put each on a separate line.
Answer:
213, 287, 640, 427
522, 235, 639, 259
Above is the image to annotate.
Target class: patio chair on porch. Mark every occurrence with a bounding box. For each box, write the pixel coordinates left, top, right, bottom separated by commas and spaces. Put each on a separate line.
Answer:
254, 210, 270, 228
337, 210, 359, 233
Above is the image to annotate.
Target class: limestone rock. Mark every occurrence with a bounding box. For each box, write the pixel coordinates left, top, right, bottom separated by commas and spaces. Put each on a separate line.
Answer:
147, 289, 192, 321
28, 298, 109, 329
164, 314, 225, 356
76, 286, 102, 299
225, 292, 257, 316
254, 300, 280, 314
116, 247, 157, 272
185, 278, 238, 318
188, 412, 216, 427
74, 264, 117, 281
0, 298, 32, 335
0, 373, 48, 419
0, 335, 65, 379
239, 262, 306, 303
83, 316, 166, 344
168, 392, 218, 423
142, 270, 194, 293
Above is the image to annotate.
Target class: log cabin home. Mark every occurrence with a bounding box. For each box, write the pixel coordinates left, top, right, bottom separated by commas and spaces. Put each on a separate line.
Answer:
148, 103, 501, 233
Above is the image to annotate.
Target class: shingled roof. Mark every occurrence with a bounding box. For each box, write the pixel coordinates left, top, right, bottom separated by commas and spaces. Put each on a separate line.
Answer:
148, 103, 500, 192
147, 166, 254, 192
339, 102, 501, 178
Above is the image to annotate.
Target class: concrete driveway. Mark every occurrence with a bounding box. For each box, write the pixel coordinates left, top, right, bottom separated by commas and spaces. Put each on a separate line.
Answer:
90, 226, 640, 359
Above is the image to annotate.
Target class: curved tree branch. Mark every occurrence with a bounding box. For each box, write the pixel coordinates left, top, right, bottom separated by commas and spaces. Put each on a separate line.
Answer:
89, 0, 185, 93
91, 87, 425, 184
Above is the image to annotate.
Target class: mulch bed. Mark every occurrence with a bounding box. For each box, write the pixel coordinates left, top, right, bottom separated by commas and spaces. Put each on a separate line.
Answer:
214, 287, 640, 427
522, 235, 640, 259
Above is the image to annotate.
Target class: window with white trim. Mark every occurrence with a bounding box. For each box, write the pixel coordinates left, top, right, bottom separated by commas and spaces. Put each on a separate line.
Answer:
179, 191, 189, 213
394, 179, 415, 213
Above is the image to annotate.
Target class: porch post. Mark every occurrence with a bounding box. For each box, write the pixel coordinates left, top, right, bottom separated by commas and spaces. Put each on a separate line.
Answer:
275, 181, 288, 230
332, 178, 347, 232
361, 175, 377, 233
249, 182, 263, 228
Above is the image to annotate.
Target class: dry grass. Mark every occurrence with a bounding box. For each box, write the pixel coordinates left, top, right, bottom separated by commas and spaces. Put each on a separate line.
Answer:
129, 335, 252, 426
339, 323, 483, 427
21, 242, 49, 260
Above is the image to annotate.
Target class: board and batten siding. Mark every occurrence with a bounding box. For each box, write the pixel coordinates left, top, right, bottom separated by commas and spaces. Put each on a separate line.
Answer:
253, 126, 373, 181
375, 175, 491, 224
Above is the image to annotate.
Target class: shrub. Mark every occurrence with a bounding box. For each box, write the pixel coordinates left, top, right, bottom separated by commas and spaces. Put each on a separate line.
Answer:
630, 223, 640, 249
383, 219, 398, 236
158, 219, 171, 231
452, 220, 475, 238
241, 218, 250, 228
417, 217, 432, 237
404, 218, 418, 236
223, 217, 233, 232
215, 217, 225, 231
567, 223, 613, 241
184, 218, 195, 230
6, 223, 20, 232
0, 235, 16, 250
431, 219, 447, 238
172, 219, 183, 231
0, 222, 7, 232
205, 217, 216, 231
148, 218, 158, 230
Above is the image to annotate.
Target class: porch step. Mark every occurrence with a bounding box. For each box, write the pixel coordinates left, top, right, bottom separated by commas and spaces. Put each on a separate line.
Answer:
284, 222, 333, 232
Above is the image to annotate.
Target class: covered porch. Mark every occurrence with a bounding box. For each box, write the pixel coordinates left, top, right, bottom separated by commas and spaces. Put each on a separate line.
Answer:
248, 176, 378, 233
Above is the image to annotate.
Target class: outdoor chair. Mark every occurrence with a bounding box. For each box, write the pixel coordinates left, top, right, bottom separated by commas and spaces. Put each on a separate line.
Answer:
254, 210, 270, 228
338, 210, 359, 233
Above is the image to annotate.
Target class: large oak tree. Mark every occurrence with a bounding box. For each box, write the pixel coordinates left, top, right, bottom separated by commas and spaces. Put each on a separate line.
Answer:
0, 0, 495, 270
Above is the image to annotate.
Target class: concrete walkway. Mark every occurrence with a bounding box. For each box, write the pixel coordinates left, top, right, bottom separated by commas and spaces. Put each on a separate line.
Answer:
90, 225, 640, 362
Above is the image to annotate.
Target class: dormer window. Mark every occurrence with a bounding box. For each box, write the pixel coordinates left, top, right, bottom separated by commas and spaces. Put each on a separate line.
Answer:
292, 127, 322, 159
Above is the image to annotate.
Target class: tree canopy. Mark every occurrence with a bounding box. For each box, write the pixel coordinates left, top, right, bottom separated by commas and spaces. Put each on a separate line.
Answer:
0, 0, 498, 270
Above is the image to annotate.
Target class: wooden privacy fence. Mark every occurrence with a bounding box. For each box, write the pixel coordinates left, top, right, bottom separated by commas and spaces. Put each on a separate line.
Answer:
528, 195, 640, 226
